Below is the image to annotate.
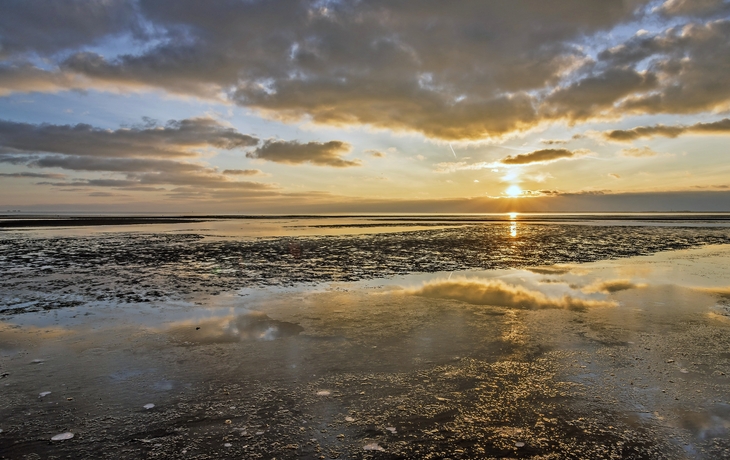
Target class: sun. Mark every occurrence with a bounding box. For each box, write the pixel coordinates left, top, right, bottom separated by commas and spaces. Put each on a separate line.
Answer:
505, 185, 523, 197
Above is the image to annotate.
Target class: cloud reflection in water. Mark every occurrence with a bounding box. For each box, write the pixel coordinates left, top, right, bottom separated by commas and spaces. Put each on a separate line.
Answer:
167, 311, 303, 345
406, 277, 616, 311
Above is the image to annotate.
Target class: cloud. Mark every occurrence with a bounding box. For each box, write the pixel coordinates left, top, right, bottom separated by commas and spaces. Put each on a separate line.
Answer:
608, 173, 621, 179
26, 156, 208, 173
582, 279, 647, 294
366, 150, 386, 158
0, 118, 258, 159
499, 148, 588, 165
222, 169, 266, 176
0, 117, 297, 198
0, 172, 65, 179
88, 191, 127, 197
603, 20, 730, 116
657, 0, 730, 17
541, 68, 658, 121
0, 0, 654, 141
4, 2, 730, 143
0, 0, 140, 57
247, 140, 360, 167
620, 146, 658, 157
605, 118, 730, 141
541, 139, 568, 145
406, 278, 616, 311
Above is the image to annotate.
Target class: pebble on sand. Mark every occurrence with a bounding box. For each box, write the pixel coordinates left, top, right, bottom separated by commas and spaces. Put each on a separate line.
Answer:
515, 441, 525, 448
316, 390, 331, 396
345, 416, 355, 422
143, 403, 155, 410
363, 443, 385, 451
39, 391, 51, 398
51, 432, 74, 441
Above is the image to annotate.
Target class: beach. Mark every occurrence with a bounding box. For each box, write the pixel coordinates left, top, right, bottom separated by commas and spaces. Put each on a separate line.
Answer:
1, 216, 730, 459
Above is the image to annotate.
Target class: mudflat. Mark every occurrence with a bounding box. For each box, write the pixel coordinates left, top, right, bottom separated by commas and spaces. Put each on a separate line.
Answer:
1, 217, 730, 459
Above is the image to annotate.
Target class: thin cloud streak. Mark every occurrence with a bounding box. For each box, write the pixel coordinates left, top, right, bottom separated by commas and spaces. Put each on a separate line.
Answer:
605, 118, 730, 141
500, 148, 588, 165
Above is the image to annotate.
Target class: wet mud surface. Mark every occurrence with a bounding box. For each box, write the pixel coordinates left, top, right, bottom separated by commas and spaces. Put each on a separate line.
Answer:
2, 224, 730, 315
1, 224, 730, 459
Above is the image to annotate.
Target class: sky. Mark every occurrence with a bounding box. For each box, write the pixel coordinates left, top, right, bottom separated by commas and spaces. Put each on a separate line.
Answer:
1, 0, 730, 213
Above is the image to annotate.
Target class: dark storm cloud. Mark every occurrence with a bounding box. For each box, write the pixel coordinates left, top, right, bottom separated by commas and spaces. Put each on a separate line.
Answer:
0, 118, 259, 158
247, 140, 360, 167
499, 149, 586, 165
605, 118, 730, 141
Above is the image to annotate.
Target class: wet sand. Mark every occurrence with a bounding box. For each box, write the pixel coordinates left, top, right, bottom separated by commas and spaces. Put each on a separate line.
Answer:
1, 220, 730, 459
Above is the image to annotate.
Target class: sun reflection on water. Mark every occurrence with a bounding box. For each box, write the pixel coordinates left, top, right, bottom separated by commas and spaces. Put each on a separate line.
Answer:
509, 212, 518, 237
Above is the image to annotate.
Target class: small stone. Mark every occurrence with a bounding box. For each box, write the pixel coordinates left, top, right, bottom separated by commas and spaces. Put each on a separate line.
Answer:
515, 441, 525, 448
225, 419, 232, 424
667, 359, 675, 363
224, 442, 232, 447
143, 403, 155, 410
363, 443, 384, 451
52, 432, 74, 441
39, 391, 51, 398
386, 427, 397, 433
345, 416, 355, 422
316, 390, 331, 396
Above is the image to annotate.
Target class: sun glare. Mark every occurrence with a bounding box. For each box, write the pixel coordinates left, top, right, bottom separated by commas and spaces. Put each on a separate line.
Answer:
505, 185, 522, 197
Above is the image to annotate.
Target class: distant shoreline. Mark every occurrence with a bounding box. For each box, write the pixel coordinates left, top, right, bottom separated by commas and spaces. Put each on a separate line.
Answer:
2, 213, 730, 228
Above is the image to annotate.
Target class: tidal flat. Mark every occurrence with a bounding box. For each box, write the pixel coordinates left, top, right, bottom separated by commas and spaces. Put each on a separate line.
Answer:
1, 216, 730, 459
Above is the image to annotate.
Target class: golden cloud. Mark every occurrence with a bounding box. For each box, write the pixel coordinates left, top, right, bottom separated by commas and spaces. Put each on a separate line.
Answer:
406, 278, 616, 310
